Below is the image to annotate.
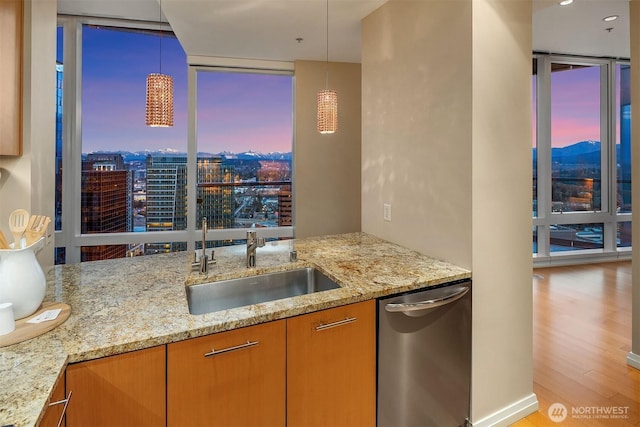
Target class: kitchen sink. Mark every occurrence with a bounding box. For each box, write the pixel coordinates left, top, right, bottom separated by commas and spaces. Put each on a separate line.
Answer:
186, 267, 342, 315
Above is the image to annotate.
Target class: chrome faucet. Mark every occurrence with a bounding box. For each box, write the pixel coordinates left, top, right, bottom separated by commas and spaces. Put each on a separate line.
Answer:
192, 217, 215, 273
246, 230, 265, 268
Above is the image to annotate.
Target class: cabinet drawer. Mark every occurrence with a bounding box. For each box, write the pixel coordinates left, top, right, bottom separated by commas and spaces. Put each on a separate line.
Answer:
287, 300, 376, 427
66, 345, 166, 427
168, 320, 286, 427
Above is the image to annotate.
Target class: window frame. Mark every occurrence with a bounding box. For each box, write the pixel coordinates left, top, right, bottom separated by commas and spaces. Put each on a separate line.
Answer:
533, 54, 631, 266
56, 17, 294, 264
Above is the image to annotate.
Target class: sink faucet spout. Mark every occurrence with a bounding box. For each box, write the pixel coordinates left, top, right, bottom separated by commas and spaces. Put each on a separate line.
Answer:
200, 217, 209, 273
246, 230, 265, 268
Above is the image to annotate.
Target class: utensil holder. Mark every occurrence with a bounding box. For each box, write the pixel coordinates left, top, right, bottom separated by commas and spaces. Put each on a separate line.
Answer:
0, 238, 46, 319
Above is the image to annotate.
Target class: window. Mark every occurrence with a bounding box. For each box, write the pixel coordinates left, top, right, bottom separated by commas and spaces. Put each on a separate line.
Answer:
55, 18, 294, 264
195, 70, 293, 241
550, 63, 603, 214
533, 55, 631, 263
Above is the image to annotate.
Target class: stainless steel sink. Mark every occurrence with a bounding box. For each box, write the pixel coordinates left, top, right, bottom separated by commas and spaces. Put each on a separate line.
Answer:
186, 267, 341, 315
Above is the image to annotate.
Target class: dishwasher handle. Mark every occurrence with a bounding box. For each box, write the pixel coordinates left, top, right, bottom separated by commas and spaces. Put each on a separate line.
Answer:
384, 286, 470, 315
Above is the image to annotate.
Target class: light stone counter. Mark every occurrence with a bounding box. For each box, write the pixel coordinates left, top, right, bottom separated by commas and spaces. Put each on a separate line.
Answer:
0, 232, 470, 427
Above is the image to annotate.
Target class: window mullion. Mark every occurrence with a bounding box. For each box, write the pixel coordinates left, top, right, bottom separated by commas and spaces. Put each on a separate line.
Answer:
537, 56, 552, 257
60, 18, 83, 264
187, 66, 197, 251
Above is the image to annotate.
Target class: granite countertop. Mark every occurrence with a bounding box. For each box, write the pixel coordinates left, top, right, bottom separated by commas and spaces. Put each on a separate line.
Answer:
0, 232, 470, 427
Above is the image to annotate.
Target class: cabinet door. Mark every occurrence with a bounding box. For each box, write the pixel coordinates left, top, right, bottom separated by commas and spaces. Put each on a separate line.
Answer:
0, 0, 22, 156
65, 345, 166, 427
287, 300, 376, 427
168, 320, 286, 427
40, 375, 67, 427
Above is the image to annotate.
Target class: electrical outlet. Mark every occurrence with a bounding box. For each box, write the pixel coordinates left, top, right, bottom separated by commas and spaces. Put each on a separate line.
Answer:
383, 204, 392, 222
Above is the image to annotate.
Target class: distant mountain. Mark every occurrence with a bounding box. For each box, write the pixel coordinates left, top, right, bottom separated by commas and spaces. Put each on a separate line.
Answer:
532, 140, 621, 167
84, 149, 292, 163
222, 151, 292, 161
552, 140, 600, 166
553, 140, 600, 157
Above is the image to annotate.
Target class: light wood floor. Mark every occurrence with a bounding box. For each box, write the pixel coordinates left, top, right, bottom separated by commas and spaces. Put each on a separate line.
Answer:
512, 261, 640, 426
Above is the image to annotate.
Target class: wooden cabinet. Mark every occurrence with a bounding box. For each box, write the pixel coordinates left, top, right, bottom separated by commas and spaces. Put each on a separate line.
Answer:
40, 375, 68, 427
56, 301, 375, 427
0, 0, 22, 156
65, 345, 166, 427
287, 300, 377, 427
167, 320, 286, 427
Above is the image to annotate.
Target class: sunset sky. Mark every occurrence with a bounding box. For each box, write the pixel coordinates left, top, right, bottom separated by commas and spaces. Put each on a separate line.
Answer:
550, 65, 601, 148
63, 26, 609, 154
59, 26, 293, 154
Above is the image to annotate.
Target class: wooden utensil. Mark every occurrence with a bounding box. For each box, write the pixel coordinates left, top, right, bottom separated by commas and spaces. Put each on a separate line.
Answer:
38, 216, 51, 243
0, 229, 9, 249
8, 209, 29, 248
25, 215, 44, 246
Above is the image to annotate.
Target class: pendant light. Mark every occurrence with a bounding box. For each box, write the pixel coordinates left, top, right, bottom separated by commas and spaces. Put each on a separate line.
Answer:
317, 0, 337, 134
145, 0, 174, 127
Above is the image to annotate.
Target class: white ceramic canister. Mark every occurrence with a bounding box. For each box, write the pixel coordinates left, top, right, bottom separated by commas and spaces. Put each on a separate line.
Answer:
0, 302, 15, 335
0, 238, 46, 319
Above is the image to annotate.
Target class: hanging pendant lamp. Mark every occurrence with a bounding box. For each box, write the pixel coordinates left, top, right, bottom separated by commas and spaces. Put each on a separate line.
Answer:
317, 0, 337, 134
146, 0, 174, 127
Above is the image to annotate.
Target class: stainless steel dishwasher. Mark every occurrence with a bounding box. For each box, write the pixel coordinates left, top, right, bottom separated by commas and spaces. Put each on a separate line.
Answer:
377, 280, 471, 427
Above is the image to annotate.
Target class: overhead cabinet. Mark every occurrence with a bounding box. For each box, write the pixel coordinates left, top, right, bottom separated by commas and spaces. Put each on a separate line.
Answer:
0, 0, 22, 156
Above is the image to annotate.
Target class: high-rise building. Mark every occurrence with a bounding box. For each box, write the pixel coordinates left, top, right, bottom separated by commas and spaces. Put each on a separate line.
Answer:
278, 187, 292, 226
81, 161, 129, 261
197, 157, 234, 232
55, 62, 63, 233
85, 153, 134, 233
145, 156, 234, 254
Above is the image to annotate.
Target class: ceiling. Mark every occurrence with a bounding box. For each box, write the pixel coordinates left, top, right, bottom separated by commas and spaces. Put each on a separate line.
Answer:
57, 0, 631, 63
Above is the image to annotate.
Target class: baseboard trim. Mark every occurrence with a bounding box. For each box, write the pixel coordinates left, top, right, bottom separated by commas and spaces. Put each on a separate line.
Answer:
471, 393, 539, 427
627, 352, 640, 370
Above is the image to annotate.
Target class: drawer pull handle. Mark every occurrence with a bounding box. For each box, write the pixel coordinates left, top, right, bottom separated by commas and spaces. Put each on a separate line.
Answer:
48, 390, 72, 427
204, 340, 259, 357
315, 317, 357, 331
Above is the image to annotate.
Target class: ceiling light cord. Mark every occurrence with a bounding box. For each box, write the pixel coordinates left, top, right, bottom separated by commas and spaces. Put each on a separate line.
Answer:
159, 0, 163, 74
325, 0, 329, 90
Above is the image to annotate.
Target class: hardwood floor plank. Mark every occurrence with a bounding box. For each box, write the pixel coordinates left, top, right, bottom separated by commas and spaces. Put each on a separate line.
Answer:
511, 262, 638, 426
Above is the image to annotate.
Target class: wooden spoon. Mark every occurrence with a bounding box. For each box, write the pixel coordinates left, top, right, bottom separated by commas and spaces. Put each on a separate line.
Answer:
24, 215, 43, 246
0, 230, 9, 249
8, 209, 29, 248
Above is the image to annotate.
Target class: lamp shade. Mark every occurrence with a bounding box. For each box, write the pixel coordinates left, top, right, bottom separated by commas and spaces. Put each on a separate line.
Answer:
146, 73, 174, 127
317, 89, 338, 134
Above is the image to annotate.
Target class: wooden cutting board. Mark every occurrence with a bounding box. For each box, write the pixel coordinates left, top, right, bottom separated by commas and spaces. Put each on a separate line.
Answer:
0, 302, 71, 347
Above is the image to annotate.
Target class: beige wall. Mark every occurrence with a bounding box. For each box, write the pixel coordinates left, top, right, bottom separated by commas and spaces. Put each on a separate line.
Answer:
362, 0, 535, 424
294, 60, 361, 239
471, 0, 535, 422
361, 0, 473, 268
0, 0, 56, 270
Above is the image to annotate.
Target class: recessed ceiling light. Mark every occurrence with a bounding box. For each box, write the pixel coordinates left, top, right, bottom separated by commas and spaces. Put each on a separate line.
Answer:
559, 0, 573, 6
603, 15, 619, 22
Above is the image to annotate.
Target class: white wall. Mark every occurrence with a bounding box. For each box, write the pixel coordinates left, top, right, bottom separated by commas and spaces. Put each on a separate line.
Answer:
362, 0, 535, 424
0, 0, 56, 270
